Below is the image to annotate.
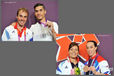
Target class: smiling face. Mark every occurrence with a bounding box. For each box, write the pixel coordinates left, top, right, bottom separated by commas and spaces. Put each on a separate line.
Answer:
16, 10, 28, 27
86, 42, 97, 57
34, 6, 46, 21
69, 46, 79, 59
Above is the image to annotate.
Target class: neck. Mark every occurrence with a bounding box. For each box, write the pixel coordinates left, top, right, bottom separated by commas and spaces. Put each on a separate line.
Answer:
17, 23, 24, 32
91, 52, 97, 58
70, 57, 77, 65
39, 17, 46, 23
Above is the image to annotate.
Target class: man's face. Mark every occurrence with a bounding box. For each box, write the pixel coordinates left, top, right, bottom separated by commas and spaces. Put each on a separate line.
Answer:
34, 6, 46, 20
86, 42, 97, 57
16, 10, 28, 27
69, 46, 79, 58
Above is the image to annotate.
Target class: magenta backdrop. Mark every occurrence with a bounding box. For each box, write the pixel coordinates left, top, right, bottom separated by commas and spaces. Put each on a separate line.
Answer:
1, 0, 58, 34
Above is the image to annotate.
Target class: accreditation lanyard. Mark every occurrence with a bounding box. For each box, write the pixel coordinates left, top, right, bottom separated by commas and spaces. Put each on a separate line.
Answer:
87, 54, 99, 75
89, 54, 99, 66
39, 20, 47, 27
14, 22, 26, 41
18, 29, 26, 41
69, 57, 79, 68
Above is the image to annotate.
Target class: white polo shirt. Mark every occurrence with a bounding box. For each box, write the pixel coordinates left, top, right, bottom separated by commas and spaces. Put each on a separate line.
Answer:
2, 25, 33, 41
30, 21, 58, 41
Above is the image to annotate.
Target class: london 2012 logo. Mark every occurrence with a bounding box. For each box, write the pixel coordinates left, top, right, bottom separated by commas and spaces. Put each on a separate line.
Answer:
56, 34, 100, 62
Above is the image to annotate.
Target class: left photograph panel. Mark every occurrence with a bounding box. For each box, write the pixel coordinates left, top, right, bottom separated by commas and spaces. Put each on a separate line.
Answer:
1, 0, 58, 41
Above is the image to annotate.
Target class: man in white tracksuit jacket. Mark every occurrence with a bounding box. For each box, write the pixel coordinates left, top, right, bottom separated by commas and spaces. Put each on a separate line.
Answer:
30, 3, 58, 41
2, 8, 33, 41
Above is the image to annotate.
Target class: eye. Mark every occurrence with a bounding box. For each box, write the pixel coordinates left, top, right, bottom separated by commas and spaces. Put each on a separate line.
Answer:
40, 9, 42, 11
35, 10, 38, 12
19, 15, 22, 17
90, 46, 93, 49
24, 16, 27, 18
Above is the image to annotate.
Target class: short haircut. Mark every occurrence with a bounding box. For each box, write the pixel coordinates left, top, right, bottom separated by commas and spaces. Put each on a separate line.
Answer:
17, 8, 29, 16
87, 40, 97, 47
34, 3, 45, 10
68, 42, 79, 51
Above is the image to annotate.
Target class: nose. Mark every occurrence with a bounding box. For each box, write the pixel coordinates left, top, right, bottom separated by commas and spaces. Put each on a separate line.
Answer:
21, 17, 26, 21
87, 49, 91, 52
72, 49, 77, 53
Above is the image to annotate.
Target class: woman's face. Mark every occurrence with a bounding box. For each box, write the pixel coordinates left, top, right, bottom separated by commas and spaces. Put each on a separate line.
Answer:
69, 46, 79, 58
86, 42, 97, 57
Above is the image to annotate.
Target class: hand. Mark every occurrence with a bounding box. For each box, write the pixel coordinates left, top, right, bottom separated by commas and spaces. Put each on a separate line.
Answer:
83, 65, 90, 72
90, 66, 96, 74
45, 20, 56, 41
46, 20, 54, 28
46, 20, 56, 33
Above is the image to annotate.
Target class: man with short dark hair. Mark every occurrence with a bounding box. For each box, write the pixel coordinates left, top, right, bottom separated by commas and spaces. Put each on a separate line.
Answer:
2, 8, 33, 41
30, 3, 58, 41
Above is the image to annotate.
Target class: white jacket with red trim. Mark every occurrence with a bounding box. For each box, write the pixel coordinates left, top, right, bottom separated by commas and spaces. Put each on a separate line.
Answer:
56, 57, 85, 75
84, 53, 111, 75
2, 25, 33, 41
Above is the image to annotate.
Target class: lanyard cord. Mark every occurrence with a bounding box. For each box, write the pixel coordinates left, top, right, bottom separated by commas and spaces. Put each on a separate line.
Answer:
87, 54, 99, 75
18, 29, 26, 41
15, 22, 26, 41
39, 20, 47, 27
90, 54, 99, 66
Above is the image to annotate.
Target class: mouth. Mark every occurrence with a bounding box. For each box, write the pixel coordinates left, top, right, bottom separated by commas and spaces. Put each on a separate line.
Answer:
18, 20, 25, 26
71, 53, 77, 56
37, 15, 42, 19
19, 20, 25, 24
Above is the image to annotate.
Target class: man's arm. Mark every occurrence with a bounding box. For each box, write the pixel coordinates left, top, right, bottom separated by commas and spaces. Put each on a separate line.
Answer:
46, 20, 58, 41
2, 29, 10, 41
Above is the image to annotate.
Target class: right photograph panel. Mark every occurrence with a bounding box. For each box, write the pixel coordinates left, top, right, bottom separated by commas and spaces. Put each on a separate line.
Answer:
56, 34, 112, 75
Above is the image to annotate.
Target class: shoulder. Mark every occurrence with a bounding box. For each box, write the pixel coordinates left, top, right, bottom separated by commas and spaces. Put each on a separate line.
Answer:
97, 55, 106, 63
58, 59, 69, 66
97, 55, 109, 66
52, 21, 58, 24
5, 25, 14, 31
31, 22, 40, 27
78, 61, 85, 68
52, 21, 58, 27
98, 59, 109, 66
26, 28, 32, 34
47, 20, 58, 26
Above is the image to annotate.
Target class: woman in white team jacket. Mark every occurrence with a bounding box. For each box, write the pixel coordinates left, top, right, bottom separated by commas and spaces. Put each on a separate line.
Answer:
56, 42, 85, 75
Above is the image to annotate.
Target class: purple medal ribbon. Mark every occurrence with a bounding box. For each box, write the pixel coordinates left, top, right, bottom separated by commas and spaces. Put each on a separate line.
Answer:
18, 35, 26, 41
18, 31, 26, 41
39, 20, 47, 27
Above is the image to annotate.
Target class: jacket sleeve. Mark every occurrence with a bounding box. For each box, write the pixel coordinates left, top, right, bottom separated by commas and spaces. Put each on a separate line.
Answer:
99, 60, 111, 75
56, 62, 63, 75
1, 29, 10, 41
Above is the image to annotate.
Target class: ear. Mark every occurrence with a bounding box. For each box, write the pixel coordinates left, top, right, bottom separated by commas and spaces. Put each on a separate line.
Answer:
45, 10, 46, 14
95, 47, 97, 51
